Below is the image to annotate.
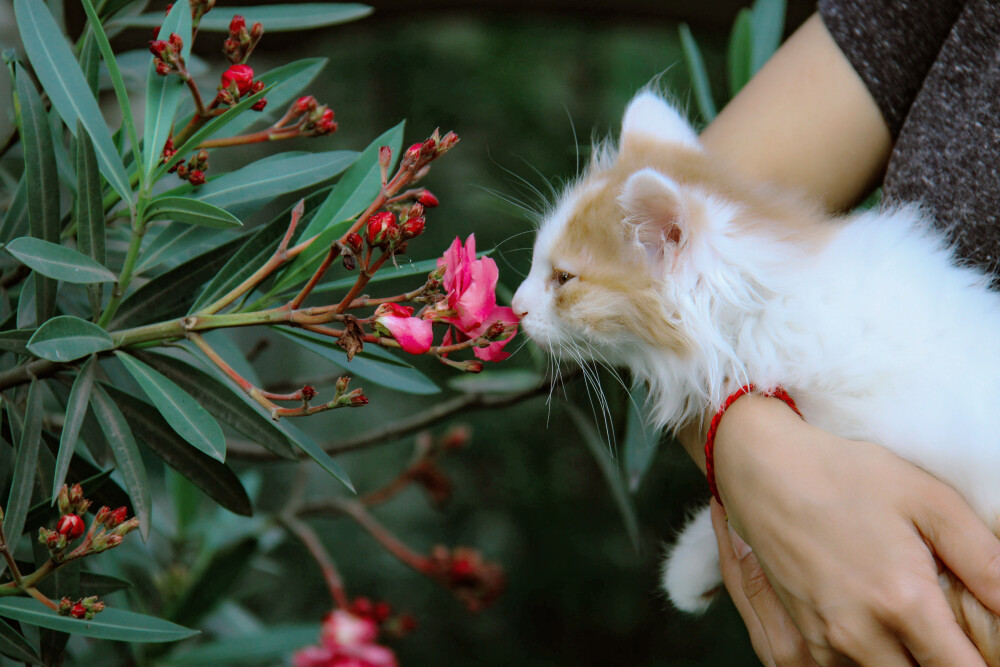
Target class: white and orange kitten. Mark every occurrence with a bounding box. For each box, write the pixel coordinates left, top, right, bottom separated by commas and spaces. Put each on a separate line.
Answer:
512, 91, 1000, 659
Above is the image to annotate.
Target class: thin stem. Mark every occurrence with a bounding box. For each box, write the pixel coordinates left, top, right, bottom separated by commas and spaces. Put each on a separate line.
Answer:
180, 70, 206, 117
278, 514, 349, 609
188, 333, 279, 416
97, 216, 147, 328
0, 511, 24, 587
24, 587, 58, 611
198, 125, 301, 149
333, 253, 391, 314
285, 240, 341, 310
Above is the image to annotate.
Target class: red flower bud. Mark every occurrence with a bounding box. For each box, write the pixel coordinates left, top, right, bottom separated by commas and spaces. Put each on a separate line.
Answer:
95, 506, 110, 525
152, 25, 160, 39
350, 597, 372, 617
251, 98, 267, 112
165, 3, 173, 12
378, 145, 392, 169
229, 14, 245, 34
250, 22, 264, 40
421, 137, 437, 154
347, 389, 368, 406
108, 506, 128, 528
175, 162, 189, 179
149, 40, 169, 57
188, 170, 206, 186
315, 108, 336, 134
438, 131, 460, 153
57, 514, 85, 540
301, 385, 317, 401
70, 604, 87, 619
223, 37, 240, 61
221, 63, 254, 95
69, 484, 84, 506
405, 143, 421, 161
251, 80, 265, 94
401, 216, 425, 239
168, 32, 183, 49
154, 60, 171, 76
373, 601, 392, 623
346, 232, 363, 254
293, 95, 317, 114
366, 211, 397, 246
417, 190, 439, 207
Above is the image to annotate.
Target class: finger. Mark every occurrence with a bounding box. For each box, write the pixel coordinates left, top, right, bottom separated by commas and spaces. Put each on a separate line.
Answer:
830, 625, 917, 667
890, 580, 988, 667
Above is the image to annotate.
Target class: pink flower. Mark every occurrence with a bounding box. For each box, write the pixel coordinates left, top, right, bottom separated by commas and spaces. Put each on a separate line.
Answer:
293, 610, 398, 667
321, 610, 378, 647
436, 235, 519, 361
375, 303, 433, 355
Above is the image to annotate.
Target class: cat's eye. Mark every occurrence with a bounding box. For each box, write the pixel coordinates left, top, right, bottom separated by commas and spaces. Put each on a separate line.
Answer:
553, 269, 576, 286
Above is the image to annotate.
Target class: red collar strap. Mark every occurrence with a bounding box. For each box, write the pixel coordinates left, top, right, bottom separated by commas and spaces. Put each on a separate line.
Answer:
704, 384, 802, 506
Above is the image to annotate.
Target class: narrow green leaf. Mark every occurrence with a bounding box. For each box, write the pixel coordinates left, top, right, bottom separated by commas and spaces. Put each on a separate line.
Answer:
168, 468, 201, 535
52, 356, 97, 499
80, 0, 142, 179
0, 617, 41, 665
566, 403, 641, 552
162, 625, 318, 665
276, 327, 440, 395
144, 196, 243, 229
89, 383, 151, 540
116, 352, 227, 462
136, 224, 227, 274
5, 238, 116, 284
143, 1, 191, 177
727, 9, 754, 99
0, 329, 34, 355
0, 176, 29, 243
166, 536, 258, 627
102, 384, 252, 516
109, 235, 242, 328
678, 24, 718, 122
623, 385, 660, 493
78, 29, 100, 96
78, 571, 132, 596
3, 382, 41, 567
281, 422, 354, 492
16, 274, 37, 329
14, 63, 59, 323
0, 598, 198, 643
122, 4, 372, 31
134, 351, 296, 460
26, 317, 113, 361
750, 0, 786, 74
75, 121, 106, 318
448, 369, 544, 394
14, 0, 132, 204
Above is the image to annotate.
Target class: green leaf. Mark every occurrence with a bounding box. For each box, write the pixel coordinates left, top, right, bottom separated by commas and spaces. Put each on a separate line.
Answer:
143, 1, 190, 177
727, 8, 754, 99
16, 274, 37, 329
750, 0, 786, 74
3, 382, 41, 566
26, 317, 113, 361
0, 617, 41, 665
135, 224, 228, 274
144, 196, 243, 229
678, 24, 717, 122
134, 351, 296, 460
14, 63, 59, 323
14, 0, 132, 204
123, 4, 372, 32
281, 422, 354, 492
622, 385, 660, 493
89, 383, 151, 540
78, 571, 132, 596
52, 356, 97, 499
566, 402, 641, 552
116, 352, 227, 462
270, 123, 404, 295
101, 384, 252, 516
166, 536, 258, 628
80, 0, 141, 180
0, 328, 34, 355
109, 235, 243, 328
0, 176, 29, 243
75, 121, 106, 318
276, 327, 440, 395
162, 625, 318, 665
4, 237, 117, 284
448, 369, 544, 394
185, 150, 357, 211
0, 598, 198, 643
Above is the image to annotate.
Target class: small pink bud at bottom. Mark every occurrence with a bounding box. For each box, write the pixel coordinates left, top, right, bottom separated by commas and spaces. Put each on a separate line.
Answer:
417, 190, 439, 207
188, 170, 206, 186
250, 98, 267, 112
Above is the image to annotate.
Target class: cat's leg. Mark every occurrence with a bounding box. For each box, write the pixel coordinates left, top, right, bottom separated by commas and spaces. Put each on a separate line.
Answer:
662, 503, 722, 613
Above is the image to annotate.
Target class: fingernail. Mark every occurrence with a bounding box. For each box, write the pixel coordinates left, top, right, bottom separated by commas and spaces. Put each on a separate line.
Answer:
728, 523, 753, 560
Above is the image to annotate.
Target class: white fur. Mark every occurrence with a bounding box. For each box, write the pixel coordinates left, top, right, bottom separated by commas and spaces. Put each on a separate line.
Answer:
515, 92, 1000, 613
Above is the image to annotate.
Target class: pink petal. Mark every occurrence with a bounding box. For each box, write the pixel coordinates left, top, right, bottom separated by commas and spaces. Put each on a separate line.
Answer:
470, 306, 519, 362
293, 645, 336, 667
377, 315, 434, 354
453, 257, 499, 332
335, 643, 399, 667
320, 611, 378, 647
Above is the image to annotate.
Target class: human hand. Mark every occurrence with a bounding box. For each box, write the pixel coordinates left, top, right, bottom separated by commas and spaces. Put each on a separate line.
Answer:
711, 396, 1000, 666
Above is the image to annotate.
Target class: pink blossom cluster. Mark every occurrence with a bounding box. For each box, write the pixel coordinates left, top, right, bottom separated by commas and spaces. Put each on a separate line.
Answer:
293, 610, 397, 667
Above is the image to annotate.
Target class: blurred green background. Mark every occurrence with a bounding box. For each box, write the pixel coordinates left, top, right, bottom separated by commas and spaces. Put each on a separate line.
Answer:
0, 1, 813, 664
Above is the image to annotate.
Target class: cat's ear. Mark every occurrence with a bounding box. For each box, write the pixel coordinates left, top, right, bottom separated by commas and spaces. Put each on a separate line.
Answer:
620, 168, 687, 267
620, 92, 698, 148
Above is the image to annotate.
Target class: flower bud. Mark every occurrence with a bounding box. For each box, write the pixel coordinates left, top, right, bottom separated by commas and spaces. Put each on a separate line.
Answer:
293, 95, 317, 114
346, 232, 363, 254
188, 169, 206, 186
70, 604, 87, 619
334, 376, 351, 396
229, 14, 245, 34
111, 517, 140, 537
69, 484, 84, 507
223, 38, 240, 62
250, 22, 264, 41
152, 25, 160, 39
373, 601, 392, 623
95, 506, 110, 526
57, 485, 70, 515
251, 98, 267, 112
401, 216, 425, 240
194, 149, 209, 168
108, 506, 128, 528
220, 63, 254, 96
155, 59, 171, 76
175, 162, 189, 179
105, 534, 123, 548
438, 131, 459, 153
440, 425, 471, 450
366, 211, 397, 247
301, 385, 317, 401
417, 190, 439, 207
315, 108, 336, 134
345, 389, 368, 407
59, 598, 73, 615
168, 32, 183, 50
378, 146, 392, 169
251, 80, 265, 94
342, 254, 357, 271
403, 143, 422, 164
149, 40, 169, 57
57, 514, 85, 540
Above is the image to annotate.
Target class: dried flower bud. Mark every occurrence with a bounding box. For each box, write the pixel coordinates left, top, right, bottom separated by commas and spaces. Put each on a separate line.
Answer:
251, 98, 267, 112
220, 63, 254, 96
401, 216, 425, 240
57, 514, 86, 540
334, 376, 351, 396
69, 484, 84, 506
194, 149, 209, 168
57, 484, 70, 515
229, 14, 245, 34
417, 190, 439, 207
188, 169, 206, 186
105, 534, 123, 548
366, 211, 397, 247
293, 95, 317, 114
438, 131, 460, 153
342, 254, 357, 271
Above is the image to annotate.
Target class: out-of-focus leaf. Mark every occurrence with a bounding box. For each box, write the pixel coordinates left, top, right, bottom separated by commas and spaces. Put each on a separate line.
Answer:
52, 356, 97, 500
678, 24, 717, 122
0, 598, 198, 642
122, 4, 372, 31
276, 327, 440, 395
0, 329, 34, 355
168, 468, 201, 536
16, 274, 36, 329
144, 196, 243, 229
0, 176, 29, 243
102, 385, 252, 516
0, 617, 41, 664
14, 0, 132, 203
75, 121, 106, 318
727, 8, 753, 99
280, 422, 354, 492
109, 235, 242, 328
136, 224, 227, 274
162, 625, 318, 665
26, 317, 113, 361
623, 385, 660, 493
271, 122, 404, 295
3, 382, 41, 569
750, 0, 786, 74
78, 571, 132, 596
14, 63, 59, 323
448, 369, 544, 394
143, 1, 190, 177
566, 403, 641, 552
135, 351, 296, 460
116, 352, 226, 462
167, 536, 258, 628
90, 383, 151, 540
4, 238, 116, 284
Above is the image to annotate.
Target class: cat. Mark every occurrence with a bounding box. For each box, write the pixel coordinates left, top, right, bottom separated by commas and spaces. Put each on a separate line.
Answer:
511, 90, 1000, 661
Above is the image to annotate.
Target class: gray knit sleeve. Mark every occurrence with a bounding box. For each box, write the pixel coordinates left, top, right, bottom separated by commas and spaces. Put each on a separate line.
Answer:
818, 0, 966, 137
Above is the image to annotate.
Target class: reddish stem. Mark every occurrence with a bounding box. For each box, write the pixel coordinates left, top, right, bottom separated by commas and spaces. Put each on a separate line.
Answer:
280, 515, 349, 609
335, 501, 432, 574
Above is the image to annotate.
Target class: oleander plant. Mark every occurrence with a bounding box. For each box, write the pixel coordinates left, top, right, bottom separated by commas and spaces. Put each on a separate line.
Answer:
0, 1, 525, 664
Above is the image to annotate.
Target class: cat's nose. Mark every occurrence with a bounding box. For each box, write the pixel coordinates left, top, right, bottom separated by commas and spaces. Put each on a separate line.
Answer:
511, 290, 528, 319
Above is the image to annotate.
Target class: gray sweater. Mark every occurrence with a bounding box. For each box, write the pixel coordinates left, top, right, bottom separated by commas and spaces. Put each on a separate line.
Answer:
819, 0, 1000, 274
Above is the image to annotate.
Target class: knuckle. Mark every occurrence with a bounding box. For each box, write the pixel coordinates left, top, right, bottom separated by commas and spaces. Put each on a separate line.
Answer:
822, 615, 866, 657
869, 579, 926, 629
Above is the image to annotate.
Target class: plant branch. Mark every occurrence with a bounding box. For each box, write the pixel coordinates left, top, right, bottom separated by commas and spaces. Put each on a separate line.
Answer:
278, 514, 349, 609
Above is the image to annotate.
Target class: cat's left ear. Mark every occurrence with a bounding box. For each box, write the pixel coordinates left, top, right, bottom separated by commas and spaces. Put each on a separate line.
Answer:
620, 92, 699, 148
619, 168, 687, 268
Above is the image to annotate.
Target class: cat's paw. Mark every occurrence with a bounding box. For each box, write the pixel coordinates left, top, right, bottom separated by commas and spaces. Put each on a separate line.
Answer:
662, 503, 722, 613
